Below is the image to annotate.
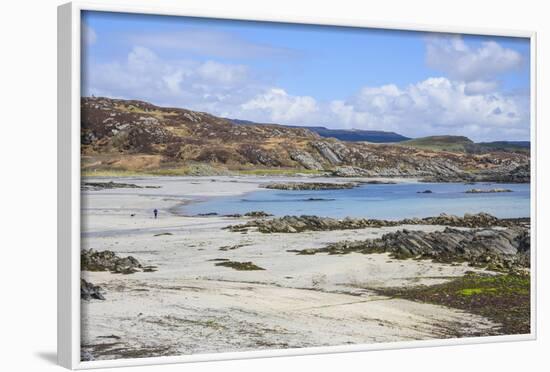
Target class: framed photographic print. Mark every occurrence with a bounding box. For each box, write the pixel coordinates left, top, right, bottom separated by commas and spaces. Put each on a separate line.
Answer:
58, 1, 537, 369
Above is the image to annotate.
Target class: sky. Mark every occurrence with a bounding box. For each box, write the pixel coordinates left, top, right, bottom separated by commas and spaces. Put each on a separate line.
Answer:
81, 11, 531, 142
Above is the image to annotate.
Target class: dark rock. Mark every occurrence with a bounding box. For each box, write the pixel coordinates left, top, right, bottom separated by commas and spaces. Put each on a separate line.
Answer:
294, 227, 530, 270
360, 180, 397, 184
82, 181, 160, 191
226, 212, 520, 233
81, 279, 105, 300
262, 182, 357, 191
214, 261, 265, 271
223, 213, 243, 218
417, 190, 433, 194
244, 211, 273, 217
81, 249, 153, 274
465, 188, 513, 193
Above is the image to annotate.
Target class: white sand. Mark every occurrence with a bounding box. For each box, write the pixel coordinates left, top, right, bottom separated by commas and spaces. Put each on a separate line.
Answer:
81, 176, 498, 360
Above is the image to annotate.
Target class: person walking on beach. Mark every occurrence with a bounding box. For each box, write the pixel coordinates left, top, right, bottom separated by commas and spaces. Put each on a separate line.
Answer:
153, 208, 158, 219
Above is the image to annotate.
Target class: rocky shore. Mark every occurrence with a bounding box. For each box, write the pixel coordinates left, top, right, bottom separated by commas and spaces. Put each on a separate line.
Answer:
291, 226, 530, 271
261, 182, 357, 190
465, 188, 513, 193
80, 176, 531, 360
82, 181, 161, 191
226, 212, 528, 233
81, 249, 156, 274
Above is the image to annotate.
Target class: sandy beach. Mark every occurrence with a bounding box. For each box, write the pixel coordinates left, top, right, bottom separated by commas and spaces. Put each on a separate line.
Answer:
81, 176, 500, 360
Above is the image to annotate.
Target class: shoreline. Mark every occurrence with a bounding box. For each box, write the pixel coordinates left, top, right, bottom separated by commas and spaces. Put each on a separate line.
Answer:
80, 176, 530, 361
82, 172, 532, 186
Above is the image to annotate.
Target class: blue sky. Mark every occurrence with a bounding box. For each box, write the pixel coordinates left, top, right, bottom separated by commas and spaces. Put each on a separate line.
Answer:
81, 11, 531, 141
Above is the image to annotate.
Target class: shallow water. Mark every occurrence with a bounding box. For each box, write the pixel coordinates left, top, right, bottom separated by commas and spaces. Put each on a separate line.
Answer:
183, 182, 530, 220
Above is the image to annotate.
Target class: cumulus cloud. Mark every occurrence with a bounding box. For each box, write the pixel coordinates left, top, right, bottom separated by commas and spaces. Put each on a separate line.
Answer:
324, 77, 529, 140
426, 36, 522, 82
83, 46, 260, 113
239, 88, 319, 123
464, 80, 499, 95
82, 44, 529, 141
228, 77, 528, 141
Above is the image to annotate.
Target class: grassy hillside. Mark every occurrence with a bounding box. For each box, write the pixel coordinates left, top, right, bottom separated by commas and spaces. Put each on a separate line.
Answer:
399, 136, 475, 152
400, 136, 530, 155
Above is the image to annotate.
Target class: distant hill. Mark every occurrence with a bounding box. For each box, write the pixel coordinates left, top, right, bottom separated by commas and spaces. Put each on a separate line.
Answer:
229, 119, 410, 143
400, 136, 530, 154
477, 141, 530, 152
399, 136, 474, 152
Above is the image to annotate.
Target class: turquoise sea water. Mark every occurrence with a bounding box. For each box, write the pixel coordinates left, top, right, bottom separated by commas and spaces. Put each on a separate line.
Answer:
183, 182, 530, 220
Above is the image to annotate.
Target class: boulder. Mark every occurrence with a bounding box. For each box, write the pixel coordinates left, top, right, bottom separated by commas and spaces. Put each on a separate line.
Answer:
81, 249, 147, 274
81, 279, 105, 300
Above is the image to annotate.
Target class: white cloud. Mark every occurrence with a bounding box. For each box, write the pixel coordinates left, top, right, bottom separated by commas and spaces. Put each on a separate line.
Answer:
197, 61, 249, 85
229, 77, 528, 141
464, 80, 499, 95
83, 46, 258, 114
83, 46, 529, 141
82, 23, 97, 45
239, 88, 319, 123
325, 77, 529, 140
426, 36, 522, 81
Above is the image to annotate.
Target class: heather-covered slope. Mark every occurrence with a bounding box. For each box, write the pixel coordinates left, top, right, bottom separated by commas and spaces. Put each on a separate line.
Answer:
81, 97, 530, 182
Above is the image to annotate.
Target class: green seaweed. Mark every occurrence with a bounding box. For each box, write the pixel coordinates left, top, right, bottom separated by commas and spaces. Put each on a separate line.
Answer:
214, 261, 265, 271
376, 273, 530, 335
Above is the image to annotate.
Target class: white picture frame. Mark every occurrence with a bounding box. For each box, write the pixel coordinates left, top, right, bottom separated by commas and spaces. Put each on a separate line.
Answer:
58, 1, 537, 369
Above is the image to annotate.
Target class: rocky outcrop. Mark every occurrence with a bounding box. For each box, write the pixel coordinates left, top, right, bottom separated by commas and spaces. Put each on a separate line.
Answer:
82, 181, 160, 191
226, 212, 525, 233
401, 212, 508, 228
262, 182, 357, 191
81, 249, 155, 274
288, 150, 324, 170
81, 279, 105, 300
311, 141, 343, 165
330, 166, 372, 177
465, 188, 513, 193
244, 211, 273, 217
293, 227, 530, 270
421, 164, 530, 184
